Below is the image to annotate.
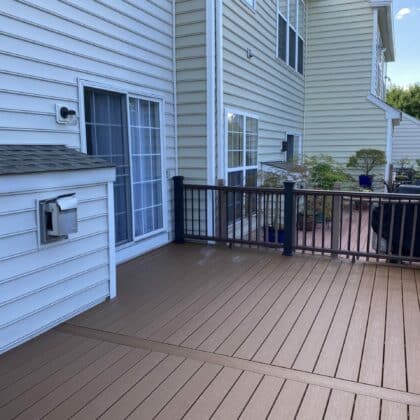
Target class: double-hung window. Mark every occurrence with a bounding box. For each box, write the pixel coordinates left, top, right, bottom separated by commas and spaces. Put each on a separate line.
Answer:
277, 0, 305, 74
85, 88, 164, 246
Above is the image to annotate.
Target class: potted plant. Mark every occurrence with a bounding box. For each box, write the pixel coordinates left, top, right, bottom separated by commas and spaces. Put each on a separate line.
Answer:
346, 149, 386, 189
296, 155, 350, 230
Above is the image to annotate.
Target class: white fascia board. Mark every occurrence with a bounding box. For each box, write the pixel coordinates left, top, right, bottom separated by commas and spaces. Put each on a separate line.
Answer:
0, 167, 116, 194
367, 93, 402, 121
370, 0, 395, 61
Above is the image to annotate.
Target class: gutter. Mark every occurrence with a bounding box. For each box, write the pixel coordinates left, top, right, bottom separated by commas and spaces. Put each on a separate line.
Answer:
367, 93, 402, 186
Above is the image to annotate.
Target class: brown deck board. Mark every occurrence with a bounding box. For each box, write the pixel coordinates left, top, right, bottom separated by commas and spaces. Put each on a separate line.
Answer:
381, 400, 408, 420
0, 243, 419, 420
155, 363, 222, 420
239, 375, 285, 419
268, 380, 307, 419
336, 264, 375, 381
324, 389, 355, 420
216, 258, 307, 356
211, 371, 262, 419
402, 268, 420, 394
183, 367, 242, 419
127, 358, 203, 419
253, 259, 328, 364
353, 395, 380, 420
234, 257, 320, 361
295, 384, 330, 419
273, 260, 341, 367
293, 262, 351, 372
44, 348, 149, 419
383, 267, 406, 391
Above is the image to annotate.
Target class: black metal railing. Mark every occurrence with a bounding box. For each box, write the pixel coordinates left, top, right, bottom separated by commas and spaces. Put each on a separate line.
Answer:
173, 176, 420, 264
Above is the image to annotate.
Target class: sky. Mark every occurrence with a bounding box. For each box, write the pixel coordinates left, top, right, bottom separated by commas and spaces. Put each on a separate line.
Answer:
387, 0, 420, 87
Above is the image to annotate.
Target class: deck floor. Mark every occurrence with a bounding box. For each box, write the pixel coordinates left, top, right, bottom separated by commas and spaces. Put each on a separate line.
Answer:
1, 243, 420, 419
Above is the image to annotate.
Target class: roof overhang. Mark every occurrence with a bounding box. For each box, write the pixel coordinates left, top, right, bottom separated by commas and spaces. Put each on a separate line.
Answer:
370, 0, 395, 61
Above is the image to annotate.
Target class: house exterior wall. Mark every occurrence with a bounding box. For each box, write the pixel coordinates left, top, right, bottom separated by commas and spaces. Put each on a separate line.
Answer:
392, 113, 420, 163
303, 0, 388, 165
0, 0, 177, 259
222, 0, 305, 169
0, 168, 115, 355
175, 0, 208, 183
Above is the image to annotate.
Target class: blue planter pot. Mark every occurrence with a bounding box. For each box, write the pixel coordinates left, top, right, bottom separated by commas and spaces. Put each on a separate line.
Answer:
359, 174, 373, 188
263, 226, 285, 244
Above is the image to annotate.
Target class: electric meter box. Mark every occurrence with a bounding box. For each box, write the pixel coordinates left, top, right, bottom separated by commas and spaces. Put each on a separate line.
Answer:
40, 194, 78, 243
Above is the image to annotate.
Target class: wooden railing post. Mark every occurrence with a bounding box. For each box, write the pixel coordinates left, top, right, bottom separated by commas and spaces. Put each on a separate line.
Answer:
173, 176, 185, 243
283, 181, 296, 256
331, 182, 342, 258
217, 179, 227, 239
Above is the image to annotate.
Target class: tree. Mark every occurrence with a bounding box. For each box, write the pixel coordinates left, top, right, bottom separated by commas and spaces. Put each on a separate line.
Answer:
347, 149, 386, 175
386, 84, 420, 119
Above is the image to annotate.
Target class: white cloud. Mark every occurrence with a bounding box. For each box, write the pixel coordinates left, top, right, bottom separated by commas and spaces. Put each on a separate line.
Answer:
395, 7, 412, 20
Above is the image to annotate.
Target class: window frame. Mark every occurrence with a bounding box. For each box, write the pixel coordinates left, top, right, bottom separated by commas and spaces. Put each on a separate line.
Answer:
80, 79, 168, 247
242, 0, 256, 10
225, 109, 259, 187
277, 0, 305, 75
283, 132, 303, 163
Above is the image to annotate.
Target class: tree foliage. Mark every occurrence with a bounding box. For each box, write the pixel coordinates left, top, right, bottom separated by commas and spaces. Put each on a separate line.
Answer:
346, 149, 386, 175
386, 84, 420, 119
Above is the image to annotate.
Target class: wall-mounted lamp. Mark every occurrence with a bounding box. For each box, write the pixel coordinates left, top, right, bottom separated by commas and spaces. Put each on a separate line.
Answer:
246, 48, 254, 59
56, 104, 77, 125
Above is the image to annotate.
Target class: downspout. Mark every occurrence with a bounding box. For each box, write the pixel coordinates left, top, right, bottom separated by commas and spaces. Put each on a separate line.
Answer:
206, 0, 216, 185
172, 0, 179, 175
384, 117, 393, 186
216, 0, 224, 180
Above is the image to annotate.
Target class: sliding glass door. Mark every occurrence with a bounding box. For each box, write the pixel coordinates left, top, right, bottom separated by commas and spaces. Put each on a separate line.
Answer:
85, 88, 164, 246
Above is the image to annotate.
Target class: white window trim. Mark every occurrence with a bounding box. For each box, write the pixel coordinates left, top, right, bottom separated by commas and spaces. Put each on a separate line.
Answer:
276, 0, 305, 74
225, 108, 259, 184
78, 78, 168, 248
242, 0, 257, 10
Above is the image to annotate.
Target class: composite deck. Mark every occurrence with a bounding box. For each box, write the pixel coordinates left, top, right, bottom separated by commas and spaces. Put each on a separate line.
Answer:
1, 243, 420, 419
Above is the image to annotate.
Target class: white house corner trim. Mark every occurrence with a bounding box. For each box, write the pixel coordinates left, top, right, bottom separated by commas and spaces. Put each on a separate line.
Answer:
206, 0, 216, 185
370, 9, 379, 95
172, 0, 179, 175
216, 0, 225, 180
107, 181, 117, 299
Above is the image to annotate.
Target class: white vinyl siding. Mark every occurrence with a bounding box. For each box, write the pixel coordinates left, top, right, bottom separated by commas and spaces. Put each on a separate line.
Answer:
0, 170, 114, 354
175, 0, 208, 183
303, 0, 388, 165
392, 113, 420, 163
0, 0, 176, 249
223, 0, 305, 168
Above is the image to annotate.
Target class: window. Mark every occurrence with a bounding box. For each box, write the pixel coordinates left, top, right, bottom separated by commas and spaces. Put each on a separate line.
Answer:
282, 133, 302, 163
227, 112, 258, 188
277, 0, 305, 74
85, 88, 164, 246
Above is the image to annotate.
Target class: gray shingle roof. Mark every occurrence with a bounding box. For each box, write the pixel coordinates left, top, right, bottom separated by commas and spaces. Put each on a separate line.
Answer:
0, 145, 115, 175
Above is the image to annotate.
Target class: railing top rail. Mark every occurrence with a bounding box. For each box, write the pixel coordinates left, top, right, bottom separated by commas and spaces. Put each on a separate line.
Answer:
183, 183, 420, 201
183, 184, 285, 194
294, 188, 420, 200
